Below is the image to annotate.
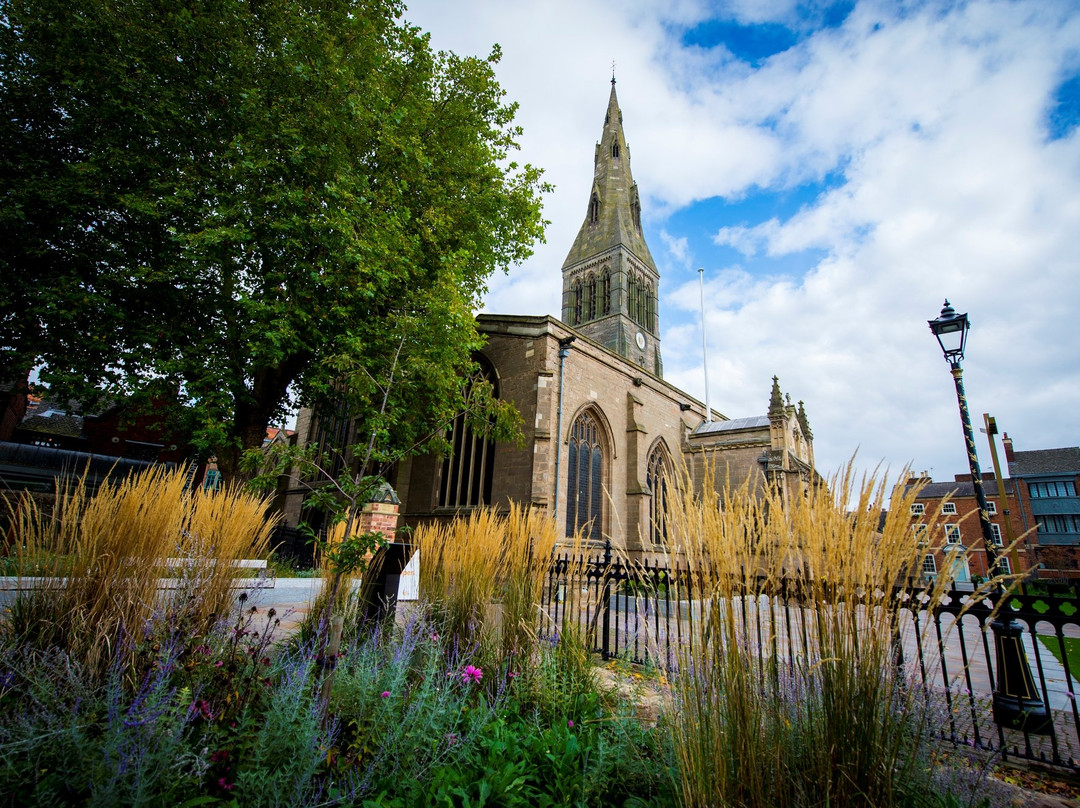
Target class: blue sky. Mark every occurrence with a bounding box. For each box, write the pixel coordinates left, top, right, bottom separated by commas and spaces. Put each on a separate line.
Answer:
405, 0, 1080, 492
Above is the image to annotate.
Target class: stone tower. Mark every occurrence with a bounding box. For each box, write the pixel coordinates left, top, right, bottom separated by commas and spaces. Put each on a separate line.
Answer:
560, 79, 662, 377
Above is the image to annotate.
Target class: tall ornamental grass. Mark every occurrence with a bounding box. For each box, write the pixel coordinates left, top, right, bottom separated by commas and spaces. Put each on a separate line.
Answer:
663, 463, 962, 808
2, 467, 275, 678
413, 503, 559, 669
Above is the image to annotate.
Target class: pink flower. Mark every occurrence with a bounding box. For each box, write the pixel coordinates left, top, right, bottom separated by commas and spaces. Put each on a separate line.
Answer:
381, 690, 390, 699
508, 671, 519, 679
210, 749, 229, 763
461, 665, 483, 684
217, 777, 234, 791
567, 720, 574, 728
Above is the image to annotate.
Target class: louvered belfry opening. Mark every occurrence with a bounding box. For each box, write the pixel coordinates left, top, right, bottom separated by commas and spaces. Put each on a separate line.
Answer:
565, 409, 605, 541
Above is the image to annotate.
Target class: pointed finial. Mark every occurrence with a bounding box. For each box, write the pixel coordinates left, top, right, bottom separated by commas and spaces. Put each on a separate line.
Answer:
797, 400, 813, 440
611, 60, 616, 85
769, 376, 784, 417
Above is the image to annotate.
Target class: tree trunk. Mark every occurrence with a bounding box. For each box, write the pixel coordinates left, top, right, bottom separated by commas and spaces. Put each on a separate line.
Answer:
214, 353, 311, 486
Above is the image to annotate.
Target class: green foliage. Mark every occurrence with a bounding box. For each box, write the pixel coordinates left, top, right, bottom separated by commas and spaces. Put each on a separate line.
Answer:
0, 0, 548, 481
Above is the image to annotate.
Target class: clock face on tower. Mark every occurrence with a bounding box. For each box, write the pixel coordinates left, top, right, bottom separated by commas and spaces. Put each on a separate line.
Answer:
635, 331, 646, 351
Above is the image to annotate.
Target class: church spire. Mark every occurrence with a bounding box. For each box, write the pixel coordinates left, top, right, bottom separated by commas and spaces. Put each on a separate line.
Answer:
561, 82, 662, 376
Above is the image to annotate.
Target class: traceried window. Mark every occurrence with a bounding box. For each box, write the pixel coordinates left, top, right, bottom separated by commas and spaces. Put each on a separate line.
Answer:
647, 445, 671, 546
566, 410, 605, 542
612, 142, 620, 158
438, 358, 497, 509
584, 273, 597, 321
588, 193, 600, 225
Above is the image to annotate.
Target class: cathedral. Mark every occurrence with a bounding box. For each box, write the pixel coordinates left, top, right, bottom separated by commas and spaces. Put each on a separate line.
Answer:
286, 80, 819, 553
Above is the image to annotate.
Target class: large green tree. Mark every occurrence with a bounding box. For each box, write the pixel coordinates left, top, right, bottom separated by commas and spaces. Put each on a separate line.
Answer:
0, 0, 547, 479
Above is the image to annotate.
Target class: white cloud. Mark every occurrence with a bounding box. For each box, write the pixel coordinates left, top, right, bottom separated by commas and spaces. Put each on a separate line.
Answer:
406, 0, 1080, 488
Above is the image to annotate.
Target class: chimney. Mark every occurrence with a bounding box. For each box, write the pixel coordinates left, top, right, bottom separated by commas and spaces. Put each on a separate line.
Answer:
1002, 432, 1015, 462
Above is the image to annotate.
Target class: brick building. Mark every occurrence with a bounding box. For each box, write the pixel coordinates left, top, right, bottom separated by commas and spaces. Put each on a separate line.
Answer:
1005, 437, 1080, 579
902, 472, 1031, 585
285, 81, 822, 553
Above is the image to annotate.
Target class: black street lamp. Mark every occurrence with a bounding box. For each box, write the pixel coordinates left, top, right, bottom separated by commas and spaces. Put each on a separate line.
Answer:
928, 300, 1050, 734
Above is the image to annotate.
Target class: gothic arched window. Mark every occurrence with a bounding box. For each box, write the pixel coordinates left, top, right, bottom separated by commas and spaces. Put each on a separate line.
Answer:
570, 279, 582, 325
438, 357, 497, 509
628, 274, 639, 326
588, 193, 600, 225
631, 189, 642, 233
647, 446, 671, 546
566, 410, 605, 542
612, 141, 620, 159
584, 273, 597, 321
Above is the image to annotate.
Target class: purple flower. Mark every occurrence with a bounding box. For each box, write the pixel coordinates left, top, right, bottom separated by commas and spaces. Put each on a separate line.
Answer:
567, 719, 574, 728
381, 690, 390, 699
217, 777, 234, 791
461, 665, 483, 684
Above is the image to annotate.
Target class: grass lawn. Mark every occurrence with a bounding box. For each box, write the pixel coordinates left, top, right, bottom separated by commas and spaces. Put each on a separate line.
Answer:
1038, 633, 1080, 678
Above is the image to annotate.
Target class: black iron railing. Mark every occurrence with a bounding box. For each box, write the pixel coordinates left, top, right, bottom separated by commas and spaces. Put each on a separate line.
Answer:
540, 544, 1080, 770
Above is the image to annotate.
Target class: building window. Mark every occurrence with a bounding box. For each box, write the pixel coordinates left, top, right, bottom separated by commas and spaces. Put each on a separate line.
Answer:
1036, 514, 1080, 533
986, 501, 997, 515
941, 502, 957, 514
945, 524, 961, 544
913, 524, 928, 545
437, 359, 497, 510
911, 503, 925, 515
997, 556, 1012, 575
1030, 480, 1077, 498
989, 523, 1003, 546
566, 410, 605, 542
612, 142, 620, 159
588, 193, 600, 225
647, 446, 670, 546
570, 279, 582, 325
922, 554, 937, 575
598, 269, 611, 316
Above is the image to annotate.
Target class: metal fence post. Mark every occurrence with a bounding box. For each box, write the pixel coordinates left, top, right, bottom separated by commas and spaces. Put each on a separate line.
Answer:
600, 539, 612, 658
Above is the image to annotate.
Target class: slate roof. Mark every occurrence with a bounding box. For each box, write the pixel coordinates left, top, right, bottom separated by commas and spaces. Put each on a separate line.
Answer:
1008, 448, 1080, 477
17, 412, 84, 438
692, 415, 769, 436
905, 479, 1018, 499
